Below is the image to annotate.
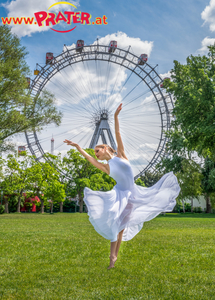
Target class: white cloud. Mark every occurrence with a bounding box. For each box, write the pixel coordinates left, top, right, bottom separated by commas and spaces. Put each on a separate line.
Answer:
198, 36, 215, 54
48, 32, 153, 110
159, 71, 171, 80
94, 32, 153, 57
2, 0, 80, 37
23, 32, 156, 176
201, 0, 215, 32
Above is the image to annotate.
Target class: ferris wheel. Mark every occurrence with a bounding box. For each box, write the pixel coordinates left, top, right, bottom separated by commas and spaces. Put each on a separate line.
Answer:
25, 39, 174, 180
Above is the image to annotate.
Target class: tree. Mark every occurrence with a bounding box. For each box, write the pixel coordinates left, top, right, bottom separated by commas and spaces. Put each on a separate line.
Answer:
46, 180, 66, 213
163, 44, 215, 158
44, 153, 68, 212
0, 25, 62, 152
135, 178, 146, 187
176, 159, 203, 213
63, 148, 115, 213
139, 170, 164, 187
0, 158, 19, 213
27, 159, 60, 213
201, 157, 215, 213
4, 153, 34, 212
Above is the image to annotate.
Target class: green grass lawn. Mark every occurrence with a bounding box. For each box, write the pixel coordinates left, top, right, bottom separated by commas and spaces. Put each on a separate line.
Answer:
0, 213, 215, 300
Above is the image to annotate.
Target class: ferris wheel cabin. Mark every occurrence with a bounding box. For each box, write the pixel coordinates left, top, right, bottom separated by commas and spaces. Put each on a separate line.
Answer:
46, 52, 54, 64
108, 41, 117, 53
18, 146, 26, 156
76, 40, 84, 53
160, 77, 170, 88
138, 54, 148, 65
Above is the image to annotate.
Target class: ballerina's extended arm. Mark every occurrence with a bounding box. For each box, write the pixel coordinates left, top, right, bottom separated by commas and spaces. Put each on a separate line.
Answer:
63, 140, 109, 174
114, 103, 128, 160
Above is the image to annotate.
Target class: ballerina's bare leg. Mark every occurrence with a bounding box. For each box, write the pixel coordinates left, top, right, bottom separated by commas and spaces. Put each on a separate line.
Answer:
115, 229, 124, 257
108, 229, 124, 269
108, 241, 117, 269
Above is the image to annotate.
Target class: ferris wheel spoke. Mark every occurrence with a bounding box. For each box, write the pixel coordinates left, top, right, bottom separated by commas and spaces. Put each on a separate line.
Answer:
48, 74, 82, 105
104, 61, 112, 109
76, 128, 94, 146
121, 90, 156, 112
124, 138, 155, 167
70, 61, 98, 111
105, 62, 124, 109
95, 60, 103, 111
82, 61, 100, 110
54, 126, 91, 150
121, 132, 152, 170
38, 121, 91, 141
65, 64, 92, 104
120, 126, 159, 152
28, 44, 173, 177
120, 121, 161, 136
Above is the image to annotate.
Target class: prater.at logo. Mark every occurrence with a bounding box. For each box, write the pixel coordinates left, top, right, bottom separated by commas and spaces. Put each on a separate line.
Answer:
1, 1, 108, 33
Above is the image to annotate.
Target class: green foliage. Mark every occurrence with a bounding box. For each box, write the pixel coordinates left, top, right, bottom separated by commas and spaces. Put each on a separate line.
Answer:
135, 177, 146, 187
0, 204, 4, 214
0, 25, 62, 152
139, 170, 164, 187
176, 158, 203, 203
63, 199, 76, 212
201, 156, 215, 194
0, 153, 33, 212
45, 180, 66, 208
63, 148, 115, 212
8, 194, 19, 213
27, 159, 62, 213
163, 44, 215, 158
193, 206, 203, 213
173, 202, 191, 213
90, 173, 115, 191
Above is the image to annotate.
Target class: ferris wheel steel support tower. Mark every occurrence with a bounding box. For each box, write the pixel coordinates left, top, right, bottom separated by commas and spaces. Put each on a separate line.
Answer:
89, 111, 117, 150
25, 43, 174, 179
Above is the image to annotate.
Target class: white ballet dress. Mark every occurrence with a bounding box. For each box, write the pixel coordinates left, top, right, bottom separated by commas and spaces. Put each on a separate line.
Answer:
84, 156, 180, 242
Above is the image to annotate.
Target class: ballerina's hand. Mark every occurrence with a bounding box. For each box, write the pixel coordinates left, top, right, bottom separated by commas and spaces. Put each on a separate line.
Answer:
114, 103, 122, 116
63, 139, 79, 148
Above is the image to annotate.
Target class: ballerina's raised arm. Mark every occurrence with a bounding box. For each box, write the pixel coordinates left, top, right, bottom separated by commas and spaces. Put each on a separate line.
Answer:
63, 139, 110, 174
63, 103, 127, 174
114, 103, 128, 160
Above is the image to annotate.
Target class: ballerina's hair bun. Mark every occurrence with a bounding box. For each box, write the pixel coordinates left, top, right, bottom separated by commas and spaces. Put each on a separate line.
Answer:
95, 144, 116, 154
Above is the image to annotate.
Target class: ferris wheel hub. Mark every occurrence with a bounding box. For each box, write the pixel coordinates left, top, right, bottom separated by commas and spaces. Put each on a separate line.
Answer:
93, 109, 109, 124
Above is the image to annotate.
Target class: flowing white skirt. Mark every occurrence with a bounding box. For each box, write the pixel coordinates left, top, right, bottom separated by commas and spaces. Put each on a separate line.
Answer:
84, 171, 180, 242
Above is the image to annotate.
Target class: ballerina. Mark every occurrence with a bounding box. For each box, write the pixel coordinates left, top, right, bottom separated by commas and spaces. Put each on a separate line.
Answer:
64, 103, 180, 270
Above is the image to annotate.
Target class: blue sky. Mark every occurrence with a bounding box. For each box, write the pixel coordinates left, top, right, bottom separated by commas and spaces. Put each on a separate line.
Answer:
0, 0, 215, 175
1, 0, 213, 73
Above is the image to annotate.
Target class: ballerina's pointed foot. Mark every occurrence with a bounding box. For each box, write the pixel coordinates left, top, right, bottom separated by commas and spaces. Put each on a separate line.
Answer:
107, 255, 117, 269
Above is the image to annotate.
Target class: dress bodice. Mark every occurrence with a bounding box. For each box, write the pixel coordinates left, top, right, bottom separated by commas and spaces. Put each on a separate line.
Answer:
108, 156, 134, 191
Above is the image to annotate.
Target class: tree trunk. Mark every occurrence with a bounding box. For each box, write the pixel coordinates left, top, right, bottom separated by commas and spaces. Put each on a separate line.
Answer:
60, 201, 63, 213
17, 190, 24, 213
182, 200, 185, 213
50, 202, 53, 214
205, 194, 212, 213
79, 193, 83, 213
191, 197, 193, 213
17, 197, 21, 213
40, 199, 44, 213
4, 197, 9, 214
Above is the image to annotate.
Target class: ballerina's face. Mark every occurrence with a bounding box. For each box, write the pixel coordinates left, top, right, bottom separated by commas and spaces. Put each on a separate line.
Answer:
94, 147, 106, 160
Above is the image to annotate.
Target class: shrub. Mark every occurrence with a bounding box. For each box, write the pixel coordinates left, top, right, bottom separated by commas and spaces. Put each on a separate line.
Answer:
8, 195, 19, 213
0, 205, 5, 214
63, 199, 76, 212
193, 206, 203, 213
184, 202, 191, 212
